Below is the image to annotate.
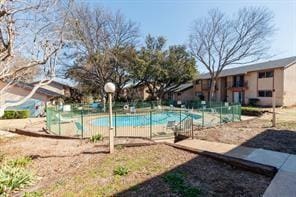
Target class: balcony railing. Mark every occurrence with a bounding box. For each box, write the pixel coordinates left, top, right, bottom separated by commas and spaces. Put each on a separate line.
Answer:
227, 81, 248, 89
201, 84, 218, 90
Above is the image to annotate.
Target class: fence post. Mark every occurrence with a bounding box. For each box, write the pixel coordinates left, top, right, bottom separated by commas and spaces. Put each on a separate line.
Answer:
220, 106, 222, 125
237, 105, 242, 121
232, 106, 234, 122
115, 112, 117, 137
202, 109, 204, 127
179, 110, 182, 130
80, 109, 84, 138
58, 110, 61, 136
191, 116, 194, 139
150, 111, 152, 139
46, 107, 50, 132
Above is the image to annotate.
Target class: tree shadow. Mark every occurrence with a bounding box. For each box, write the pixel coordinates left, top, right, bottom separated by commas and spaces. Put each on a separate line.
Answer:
240, 128, 296, 155
115, 127, 296, 195
115, 148, 272, 196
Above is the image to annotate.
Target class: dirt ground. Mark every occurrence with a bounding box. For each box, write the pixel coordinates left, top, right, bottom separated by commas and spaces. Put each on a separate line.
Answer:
194, 107, 296, 154
0, 135, 271, 196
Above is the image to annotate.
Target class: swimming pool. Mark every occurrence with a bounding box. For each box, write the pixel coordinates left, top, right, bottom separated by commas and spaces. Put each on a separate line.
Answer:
91, 111, 201, 127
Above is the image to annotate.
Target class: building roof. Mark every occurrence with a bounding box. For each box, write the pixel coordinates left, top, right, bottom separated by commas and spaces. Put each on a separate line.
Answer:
31, 79, 74, 88
168, 82, 193, 93
198, 56, 296, 79
15, 81, 63, 97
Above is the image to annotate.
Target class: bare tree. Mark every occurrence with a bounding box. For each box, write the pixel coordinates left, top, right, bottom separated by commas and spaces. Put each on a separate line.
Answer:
63, 4, 139, 99
189, 7, 274, 101
0, 0, 71, 116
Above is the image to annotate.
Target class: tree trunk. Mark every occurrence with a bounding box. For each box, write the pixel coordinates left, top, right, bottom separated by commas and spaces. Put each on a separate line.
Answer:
209, 77, 217, 102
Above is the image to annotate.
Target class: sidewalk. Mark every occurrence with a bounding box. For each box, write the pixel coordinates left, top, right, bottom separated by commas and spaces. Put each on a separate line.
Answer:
175, 139, 296, 197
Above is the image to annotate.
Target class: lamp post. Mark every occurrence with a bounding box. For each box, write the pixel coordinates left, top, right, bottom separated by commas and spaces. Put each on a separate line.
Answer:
103, 97, 106, 112
104, 82, 116, 153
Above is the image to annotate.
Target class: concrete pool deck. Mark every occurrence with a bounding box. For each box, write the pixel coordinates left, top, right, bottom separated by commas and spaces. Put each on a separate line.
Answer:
174, 139, 296, 197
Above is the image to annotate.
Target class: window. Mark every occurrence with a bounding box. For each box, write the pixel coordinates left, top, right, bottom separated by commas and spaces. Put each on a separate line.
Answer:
196, 92, 203, 97
258, 71, 273, 78
196, 92, 204, 100
195, 80, 201, 85
258, 90, 272, 97
266, 71, 273, 78
233, 75, 244, 87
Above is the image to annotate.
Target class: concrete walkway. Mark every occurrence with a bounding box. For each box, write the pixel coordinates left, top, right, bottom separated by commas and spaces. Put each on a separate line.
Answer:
175, 139, 296, 197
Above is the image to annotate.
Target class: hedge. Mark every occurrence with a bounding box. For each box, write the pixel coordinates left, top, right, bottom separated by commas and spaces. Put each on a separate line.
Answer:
2, 110, 30, 119
241, 107, 264, 116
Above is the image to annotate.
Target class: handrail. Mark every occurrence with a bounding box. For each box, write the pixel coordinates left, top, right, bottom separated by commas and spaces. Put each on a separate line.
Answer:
175, 113, 191, 127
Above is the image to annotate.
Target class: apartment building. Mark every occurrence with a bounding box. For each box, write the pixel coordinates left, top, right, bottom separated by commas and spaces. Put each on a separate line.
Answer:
194, 56, 296, 106
164, 82, 195, 103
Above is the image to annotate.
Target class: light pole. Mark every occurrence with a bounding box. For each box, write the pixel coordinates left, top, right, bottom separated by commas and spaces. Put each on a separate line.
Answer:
104, 82, 116, 153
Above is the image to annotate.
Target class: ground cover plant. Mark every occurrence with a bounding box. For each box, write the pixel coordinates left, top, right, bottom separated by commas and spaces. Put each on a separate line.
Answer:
163, 171, 201, 196
0, 156, 33, 195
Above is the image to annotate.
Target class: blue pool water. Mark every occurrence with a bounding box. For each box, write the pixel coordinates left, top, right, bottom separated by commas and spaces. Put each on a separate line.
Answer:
92, 111, 201, 127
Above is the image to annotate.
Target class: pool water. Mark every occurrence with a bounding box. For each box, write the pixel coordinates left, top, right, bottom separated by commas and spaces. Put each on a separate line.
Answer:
91, 111, 201, 127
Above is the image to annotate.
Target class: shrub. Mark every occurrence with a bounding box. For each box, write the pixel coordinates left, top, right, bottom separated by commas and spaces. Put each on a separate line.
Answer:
90, 134, 103, 143
113, 166, 129, 176
241, 107, 264, 116
248, 98, 260, 106
2, 110, 30, 119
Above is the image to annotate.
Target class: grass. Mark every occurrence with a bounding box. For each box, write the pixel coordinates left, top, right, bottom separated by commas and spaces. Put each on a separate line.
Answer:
41, 145, 166, 196
163, 171, 201, 197
8, 156, 32, 167
276, 121, 296, 130
23, 191, 43, 197
0, 156, 33, 195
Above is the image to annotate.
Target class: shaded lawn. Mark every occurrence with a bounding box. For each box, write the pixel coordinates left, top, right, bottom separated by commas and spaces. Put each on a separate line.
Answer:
37, 144, 271, 196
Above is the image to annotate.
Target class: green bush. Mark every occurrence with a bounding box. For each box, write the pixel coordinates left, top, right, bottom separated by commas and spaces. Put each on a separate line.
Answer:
90, 134, 103, 143
248, 98, 260, 106
113, 166, 129, 176
241, 107, 264, 116
2, 110, 30, 119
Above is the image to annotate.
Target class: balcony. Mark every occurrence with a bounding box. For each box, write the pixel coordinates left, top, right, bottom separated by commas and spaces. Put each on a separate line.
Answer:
227, 81, 248, 91
201, 84, 218, 91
